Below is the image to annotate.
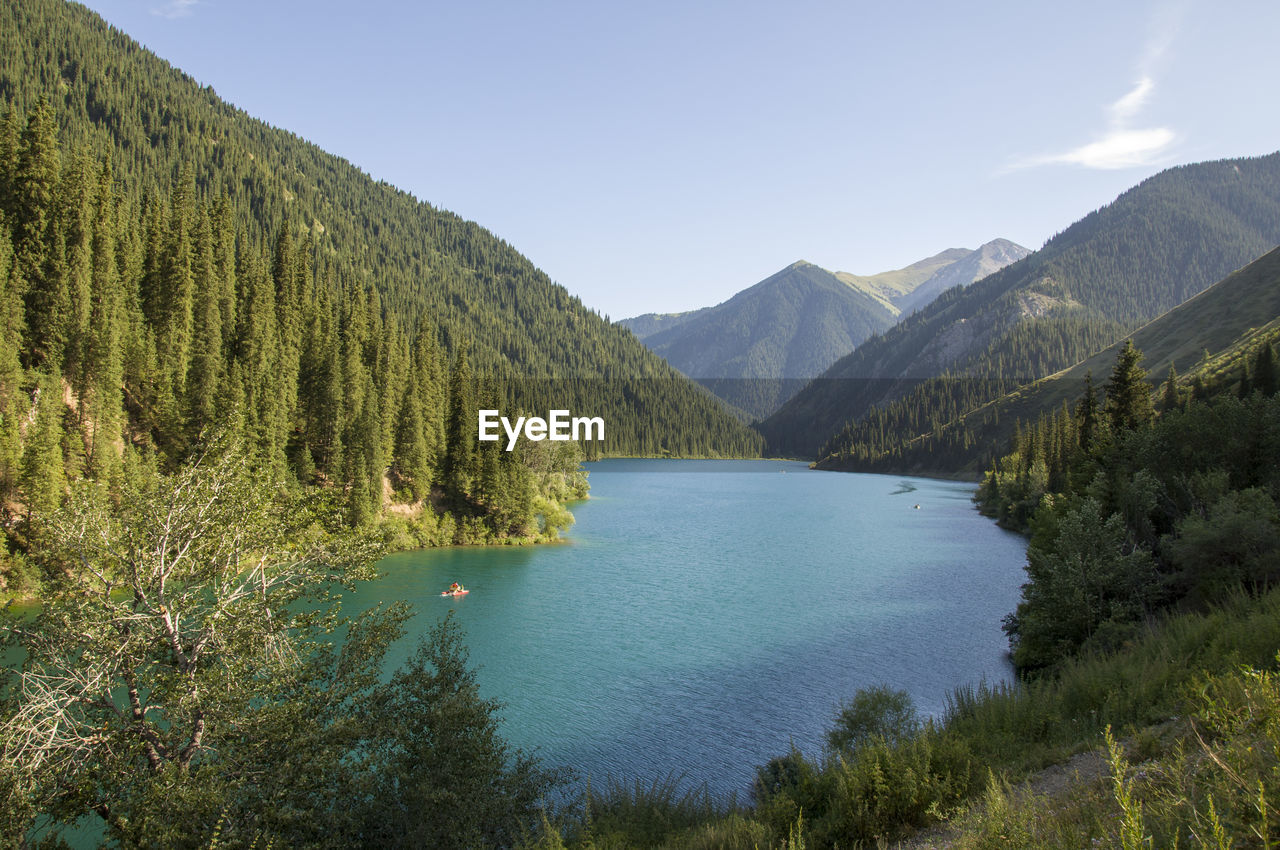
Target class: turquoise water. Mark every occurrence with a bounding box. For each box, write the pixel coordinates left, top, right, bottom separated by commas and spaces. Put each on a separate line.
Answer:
349, 459, 1028, 797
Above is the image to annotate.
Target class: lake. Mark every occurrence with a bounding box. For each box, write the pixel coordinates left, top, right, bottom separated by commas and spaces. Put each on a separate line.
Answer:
348, 459, 1029, 798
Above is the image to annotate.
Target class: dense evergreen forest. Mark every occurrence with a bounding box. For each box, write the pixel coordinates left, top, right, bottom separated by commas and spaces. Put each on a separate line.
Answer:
0, 0, 759, 445
814, 244, 1280, 477
0, 1, 758, 844
0, 0, 763, 591
810, 313, 1125, 473
978, 338, 1280, 669
760, 152, 1280, 463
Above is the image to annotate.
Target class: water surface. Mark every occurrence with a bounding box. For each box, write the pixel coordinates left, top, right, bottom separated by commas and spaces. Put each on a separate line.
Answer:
351, 459, 1028, 796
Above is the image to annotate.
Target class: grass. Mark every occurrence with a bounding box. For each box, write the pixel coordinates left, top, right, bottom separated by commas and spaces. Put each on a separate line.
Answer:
524, 587, 1280, 848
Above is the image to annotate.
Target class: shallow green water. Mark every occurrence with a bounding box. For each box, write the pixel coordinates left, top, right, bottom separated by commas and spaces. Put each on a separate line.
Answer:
352, 459, 1028, 797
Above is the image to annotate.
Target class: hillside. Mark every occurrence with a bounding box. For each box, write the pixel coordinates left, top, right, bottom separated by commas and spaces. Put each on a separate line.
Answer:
816, 244, 1280, 476
831, 247, 971, 315
622, 261, 896, 418
894, 238, 1030, 316
618, 310, 701, 341
0, 0, 762, 463
618, 245, 1024, 419
0, 0, 765, 582
760, 152, 1280, 458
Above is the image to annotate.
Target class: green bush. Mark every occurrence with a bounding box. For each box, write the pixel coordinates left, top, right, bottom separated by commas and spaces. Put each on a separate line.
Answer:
809, 725, 980, 844
568, 775, 728, 850
826, 685, 919, 753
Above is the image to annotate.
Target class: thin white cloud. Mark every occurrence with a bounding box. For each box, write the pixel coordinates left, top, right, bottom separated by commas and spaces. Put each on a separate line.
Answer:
1138, 1, 1185, 77
1007, 6, 1183, 173
1009, 78, 1176, 171
1109, 76, 1155, 125
1046, 127, 1177, 170
151, 0, 199, 19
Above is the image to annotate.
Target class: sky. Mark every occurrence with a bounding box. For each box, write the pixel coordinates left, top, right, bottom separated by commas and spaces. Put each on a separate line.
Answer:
76, 0, 1280, 320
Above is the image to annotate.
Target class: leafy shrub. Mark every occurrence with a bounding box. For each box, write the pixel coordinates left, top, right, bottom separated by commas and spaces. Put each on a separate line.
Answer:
826, 685, 919, 753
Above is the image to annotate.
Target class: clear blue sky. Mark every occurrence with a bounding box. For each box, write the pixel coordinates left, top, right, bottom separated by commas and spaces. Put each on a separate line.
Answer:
78, 0, 1280, 320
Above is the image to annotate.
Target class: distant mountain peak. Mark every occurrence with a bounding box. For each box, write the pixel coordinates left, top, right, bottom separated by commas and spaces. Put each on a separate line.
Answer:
894, 238, 1031, 317
760, 150, 1280, 459
617, 243, 1024, 419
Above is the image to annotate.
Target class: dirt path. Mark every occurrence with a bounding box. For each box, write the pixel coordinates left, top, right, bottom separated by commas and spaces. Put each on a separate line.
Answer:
892, 749, 1110, 849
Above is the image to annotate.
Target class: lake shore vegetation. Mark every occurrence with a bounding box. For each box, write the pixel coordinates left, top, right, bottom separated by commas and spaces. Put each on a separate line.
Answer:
0, 437, 567, 847
516, 342, 1280, 848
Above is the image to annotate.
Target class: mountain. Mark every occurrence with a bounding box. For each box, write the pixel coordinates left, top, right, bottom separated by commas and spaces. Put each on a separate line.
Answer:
817, 244, 1280, 477
621, 261, 895, 417
832, 248, 972, 315
1010, 244, 1280, 417
0, 0, 765, 562
618, 244, 1025, 419
0, 0, 762, 461
894, 239, 1031, 316
619, 310, 702, 341
759, 153, 1280, 458
618, 249, 974, 343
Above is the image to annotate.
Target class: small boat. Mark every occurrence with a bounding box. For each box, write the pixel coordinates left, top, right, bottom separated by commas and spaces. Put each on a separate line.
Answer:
441, 588, 470, 597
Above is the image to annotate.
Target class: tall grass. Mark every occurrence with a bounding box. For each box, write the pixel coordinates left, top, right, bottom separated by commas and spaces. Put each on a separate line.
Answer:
526, 588, 1280, 848
946, 588, 1280, 776
561, 774, 746, 849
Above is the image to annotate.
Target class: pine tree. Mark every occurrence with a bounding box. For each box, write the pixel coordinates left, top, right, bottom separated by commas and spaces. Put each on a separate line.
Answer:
443, 338, 477, 503
419, 328, 447, 477
235, 249, 286, 474
155, 174, 196, 429
1103, 341, 1153, 434
1077, 371, 1100, 451
58, 152, 94, 396
0, 102, 21, 221
310, 277, 344, 475
1253, 342, 1277, 397
16, 103, 68, 372
393, 374, 430, 501
83, 159, 124, 482
20, 367, 66, 525
1161, 364, 1180, 413
393, 346, 430, 502
12, 102, 59, 293
269, 222, 302, 468
184, 207, 223, 433
0, 233, 25, 498
345, 361, 383, 527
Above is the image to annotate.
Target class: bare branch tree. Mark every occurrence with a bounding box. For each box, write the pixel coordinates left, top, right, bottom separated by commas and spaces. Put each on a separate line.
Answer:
1, 437, 379, 828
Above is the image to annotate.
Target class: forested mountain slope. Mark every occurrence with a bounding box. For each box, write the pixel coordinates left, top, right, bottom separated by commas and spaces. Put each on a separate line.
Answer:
0, 0, 760, 459
618, 309, 701, 341
623, 261, 896, 418
0, 0, 763, 586
619, 244, 1024, 419
760, 153, 1280, 458
815, 244, 1280, 476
